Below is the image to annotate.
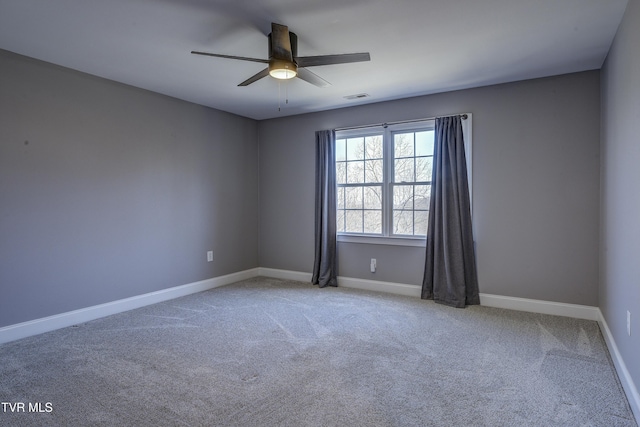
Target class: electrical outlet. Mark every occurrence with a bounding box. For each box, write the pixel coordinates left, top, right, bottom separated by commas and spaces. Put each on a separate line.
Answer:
370, 258, 376, 273
628, 311, 631, 336
207, 251, 213, 262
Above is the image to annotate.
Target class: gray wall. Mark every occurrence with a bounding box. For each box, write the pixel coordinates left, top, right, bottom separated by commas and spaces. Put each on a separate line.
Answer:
0, 50, 259, 328
259, 71, 601, 306
601, 0, 640, 397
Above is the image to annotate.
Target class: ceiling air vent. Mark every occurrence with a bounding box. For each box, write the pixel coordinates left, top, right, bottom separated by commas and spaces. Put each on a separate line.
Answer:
343, 93, 370, 100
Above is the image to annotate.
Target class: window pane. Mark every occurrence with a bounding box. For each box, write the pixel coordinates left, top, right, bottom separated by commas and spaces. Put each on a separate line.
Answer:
393, 185, 413, 210
394, 133, 414, 158
393, 210, 414, 235
365, 135, 383, 159
364, 159, 383, 183
394, 158, 414, 183
346, 161, 364, 184
415, 157, 433, 182
337, 209, 345, 233
363, 186, 382, 209
414, 210, 428, 236
347, 137, 364, 160
415, 131, 434, 156
364, 210, 382, 234
337, 187, 345, 209
415, 185, 430, 210
336, 161, 347, 184
345, 210, 363, 233
345, 187, 363, 209
336, 138, 347, 161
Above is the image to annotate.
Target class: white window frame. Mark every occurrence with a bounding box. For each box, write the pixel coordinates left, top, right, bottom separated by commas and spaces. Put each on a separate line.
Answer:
337, 114, 472, 247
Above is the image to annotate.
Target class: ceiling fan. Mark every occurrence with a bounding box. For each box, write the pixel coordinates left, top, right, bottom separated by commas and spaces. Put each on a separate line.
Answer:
191, 23, 371, 87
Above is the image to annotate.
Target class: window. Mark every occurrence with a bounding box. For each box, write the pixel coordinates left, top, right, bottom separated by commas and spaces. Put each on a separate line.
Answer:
335, 116, 472, 246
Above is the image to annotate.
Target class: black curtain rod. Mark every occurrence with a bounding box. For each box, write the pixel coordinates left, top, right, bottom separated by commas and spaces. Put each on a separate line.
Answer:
334, 113, 468, 132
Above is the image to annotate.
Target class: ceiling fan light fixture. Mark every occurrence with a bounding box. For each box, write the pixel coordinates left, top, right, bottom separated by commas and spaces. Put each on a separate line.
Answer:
270, 68, 296, 79
269, 59, 298, 80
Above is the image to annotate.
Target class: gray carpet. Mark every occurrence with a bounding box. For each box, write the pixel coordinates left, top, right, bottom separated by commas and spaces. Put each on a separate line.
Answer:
0, 277, 636, 426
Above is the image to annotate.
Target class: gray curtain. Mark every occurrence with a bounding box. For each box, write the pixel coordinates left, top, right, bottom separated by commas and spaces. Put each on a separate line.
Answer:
422, 115, 480, 307
312, 130, 338, 287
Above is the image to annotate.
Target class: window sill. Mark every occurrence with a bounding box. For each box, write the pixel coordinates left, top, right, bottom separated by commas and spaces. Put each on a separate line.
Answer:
337, 234, 426, 247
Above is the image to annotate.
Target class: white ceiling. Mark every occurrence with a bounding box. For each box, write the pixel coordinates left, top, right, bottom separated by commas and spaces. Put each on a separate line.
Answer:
0, 0, 628, 120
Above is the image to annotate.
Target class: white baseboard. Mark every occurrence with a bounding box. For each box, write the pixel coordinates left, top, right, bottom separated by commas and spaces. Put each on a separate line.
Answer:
598, 310, 640, 424
255, 268, 420, 297
257, 267, 422, 297
257, 268, 424, 298
338, 276, 422, 297
258, 267, 312, 283
0, 268, 259, 345
478, 293, 600, 321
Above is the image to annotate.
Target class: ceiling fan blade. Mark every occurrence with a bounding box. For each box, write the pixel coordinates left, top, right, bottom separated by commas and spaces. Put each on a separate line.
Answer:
295, 53, 370, 68
296, 68, 331, 88
270, 23, 293, 61
191, 51, 268, 64
238, 68, 270, 86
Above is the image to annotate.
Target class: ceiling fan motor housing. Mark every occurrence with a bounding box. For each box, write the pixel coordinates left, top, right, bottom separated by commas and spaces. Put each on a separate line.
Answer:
268, 32, 298, 60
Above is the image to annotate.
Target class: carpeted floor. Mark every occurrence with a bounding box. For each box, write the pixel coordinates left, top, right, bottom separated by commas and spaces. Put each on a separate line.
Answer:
0, 277, 636, 426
